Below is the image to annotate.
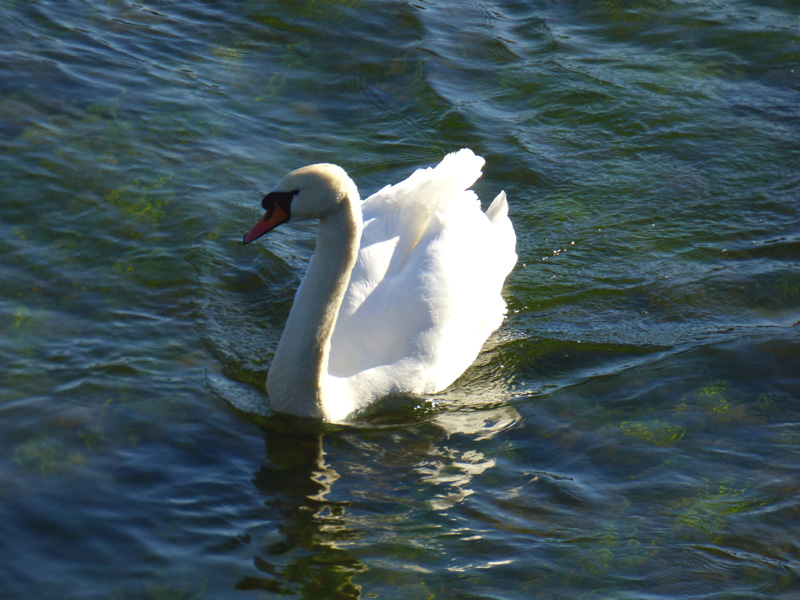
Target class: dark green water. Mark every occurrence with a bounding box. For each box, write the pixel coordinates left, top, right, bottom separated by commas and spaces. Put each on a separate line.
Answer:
1, 1, 799, 598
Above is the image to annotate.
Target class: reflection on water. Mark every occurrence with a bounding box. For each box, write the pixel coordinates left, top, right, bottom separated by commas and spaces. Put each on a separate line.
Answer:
242, 429, 364, 598
241, 403, 521, 598
421, 407, 520, 510
415, 446, 496, 511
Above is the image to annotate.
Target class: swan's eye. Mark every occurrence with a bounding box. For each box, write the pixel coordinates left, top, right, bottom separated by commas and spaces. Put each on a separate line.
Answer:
261, 190, 300, 218
261, 190, 299, 210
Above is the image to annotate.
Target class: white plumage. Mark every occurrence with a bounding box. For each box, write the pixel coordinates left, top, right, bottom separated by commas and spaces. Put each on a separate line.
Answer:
244, 149, 517, 422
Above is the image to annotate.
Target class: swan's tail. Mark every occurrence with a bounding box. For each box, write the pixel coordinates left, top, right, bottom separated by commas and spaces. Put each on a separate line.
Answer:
485, 190, 508, 223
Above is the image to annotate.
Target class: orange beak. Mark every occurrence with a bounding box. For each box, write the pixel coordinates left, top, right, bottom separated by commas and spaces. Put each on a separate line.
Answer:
243, 202, 290, 245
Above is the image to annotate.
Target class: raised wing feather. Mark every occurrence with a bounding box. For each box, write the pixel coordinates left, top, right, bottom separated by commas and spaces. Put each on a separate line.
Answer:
328, 149, 516, 398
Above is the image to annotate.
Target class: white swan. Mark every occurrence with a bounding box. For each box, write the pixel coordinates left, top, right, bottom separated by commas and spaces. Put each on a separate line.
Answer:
243, 149, 517, 422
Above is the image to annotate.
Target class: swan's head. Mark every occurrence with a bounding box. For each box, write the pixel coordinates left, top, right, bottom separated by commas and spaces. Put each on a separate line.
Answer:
243, 163, 355, 245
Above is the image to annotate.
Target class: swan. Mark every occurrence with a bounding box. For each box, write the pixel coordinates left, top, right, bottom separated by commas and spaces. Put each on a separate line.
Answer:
243, 149, 517, 422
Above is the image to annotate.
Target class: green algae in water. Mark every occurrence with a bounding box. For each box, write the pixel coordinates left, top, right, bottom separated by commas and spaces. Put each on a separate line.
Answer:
674, 479, 772, 539
13, 436, 86, 476
620, 419, 686, 447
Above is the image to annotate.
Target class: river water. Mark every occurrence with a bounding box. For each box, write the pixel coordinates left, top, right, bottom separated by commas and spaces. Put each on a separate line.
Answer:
1, 1, 798, 598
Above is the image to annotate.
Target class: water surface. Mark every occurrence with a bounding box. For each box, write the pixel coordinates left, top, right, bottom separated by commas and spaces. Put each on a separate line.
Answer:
1, 1, 799, 598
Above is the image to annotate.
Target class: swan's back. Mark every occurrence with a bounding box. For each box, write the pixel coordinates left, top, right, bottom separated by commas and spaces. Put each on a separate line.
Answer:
329, 149, 517, 403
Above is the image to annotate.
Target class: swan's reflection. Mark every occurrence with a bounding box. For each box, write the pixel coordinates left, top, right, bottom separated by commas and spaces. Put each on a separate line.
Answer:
238, 427, 364, 599
416, 406, 519, 511
238, 402, 520, 597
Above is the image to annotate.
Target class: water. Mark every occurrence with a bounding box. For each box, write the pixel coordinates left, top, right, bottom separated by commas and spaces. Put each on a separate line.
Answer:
1, 0, 799, 598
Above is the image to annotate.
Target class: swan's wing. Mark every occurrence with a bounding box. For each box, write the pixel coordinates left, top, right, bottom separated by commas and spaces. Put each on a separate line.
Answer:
331, 148, 485, 369
329, 149, 517, 399
350, 148, 487, 288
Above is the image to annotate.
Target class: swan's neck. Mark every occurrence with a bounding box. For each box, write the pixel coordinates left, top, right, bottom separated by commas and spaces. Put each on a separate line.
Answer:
267, 194, 362, 420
